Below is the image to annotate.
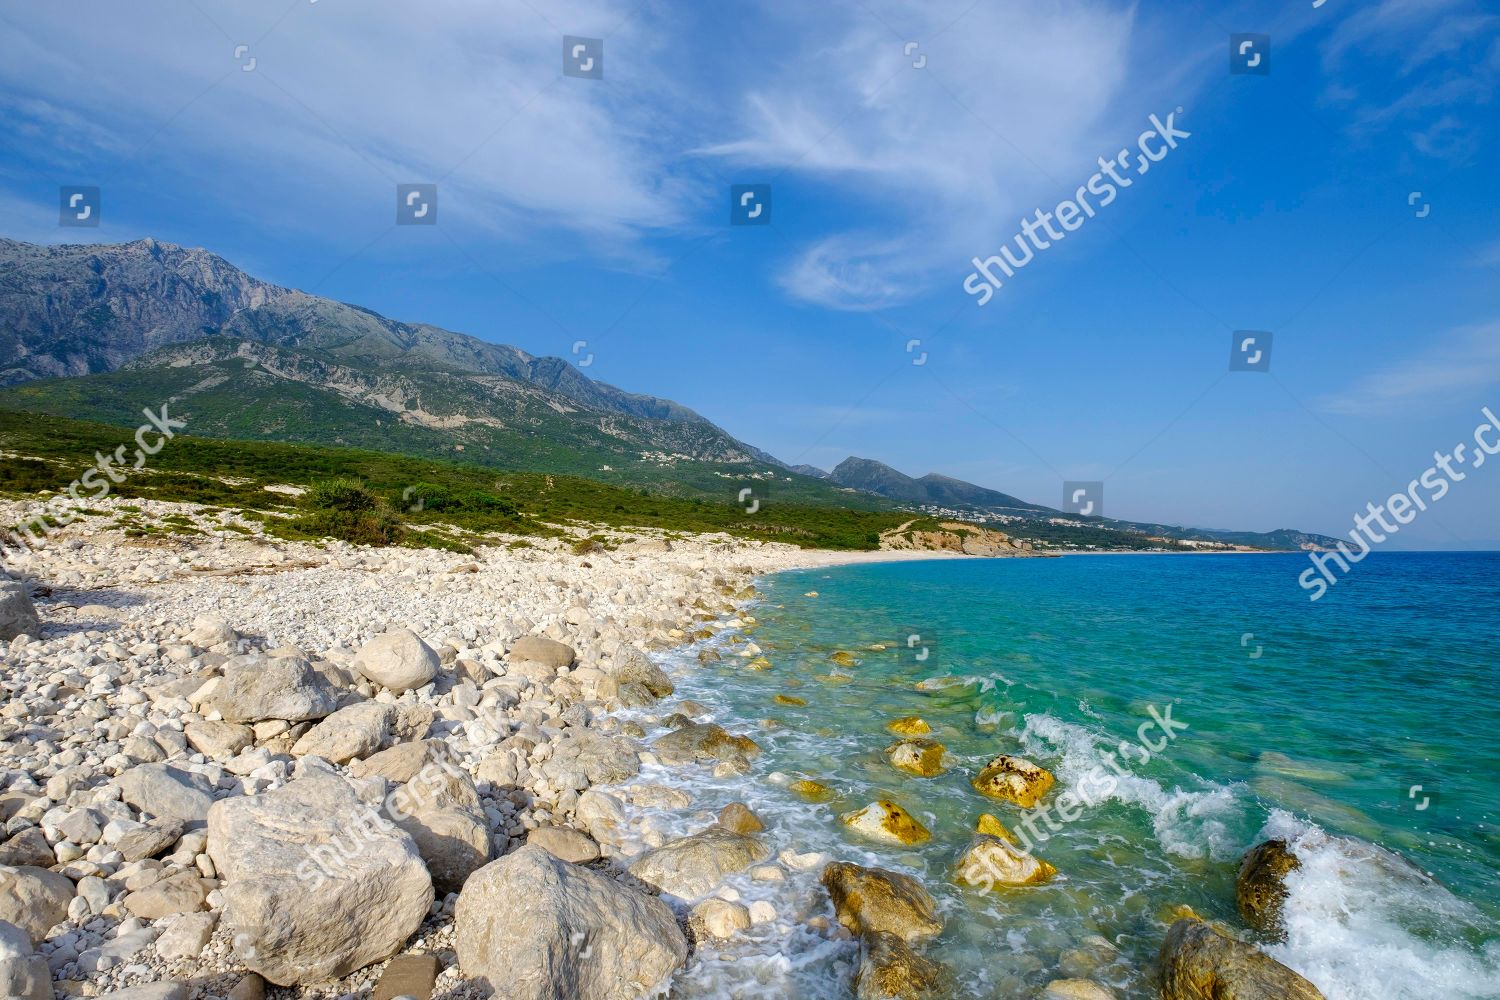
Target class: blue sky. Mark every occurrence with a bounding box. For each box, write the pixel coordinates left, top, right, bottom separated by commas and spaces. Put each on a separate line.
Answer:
2, 0, 1498, 547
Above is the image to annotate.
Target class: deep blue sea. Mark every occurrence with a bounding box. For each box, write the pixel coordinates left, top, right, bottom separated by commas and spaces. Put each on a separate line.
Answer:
652, 552, 1500, 1000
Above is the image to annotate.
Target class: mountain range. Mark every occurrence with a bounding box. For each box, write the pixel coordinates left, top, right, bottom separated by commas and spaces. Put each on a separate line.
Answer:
0, 236, 1336, 549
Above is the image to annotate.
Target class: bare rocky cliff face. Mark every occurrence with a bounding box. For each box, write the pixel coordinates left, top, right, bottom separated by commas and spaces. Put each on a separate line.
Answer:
0, 237, 782, 470
0, 237, 291, 385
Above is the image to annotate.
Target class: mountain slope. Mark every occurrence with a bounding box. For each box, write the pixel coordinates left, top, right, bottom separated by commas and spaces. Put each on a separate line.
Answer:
831, 457, 1048, 514
0, 237, 804, 494
830, 456, 1338, 551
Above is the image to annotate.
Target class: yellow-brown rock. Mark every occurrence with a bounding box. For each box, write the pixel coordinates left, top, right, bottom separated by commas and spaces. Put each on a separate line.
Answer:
975, 814, 1015, 840
971, 754, 1054, 807
789, 779, 836, 803
820, 861, 943, 942
854, 931, 951, 1000
883, 739, 947, 778
774, 694, 807, 707
953, 835, 1056, 888
886, 717, 931, 737
830, 650, 858, 667
1235, 839, 1300, 936
1158, 918, 1325, 1000
840, 801, 931, 846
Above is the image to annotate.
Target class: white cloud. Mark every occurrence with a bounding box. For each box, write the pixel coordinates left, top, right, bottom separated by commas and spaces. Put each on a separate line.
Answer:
0, 0, 693, 257
1320, 320, 1500, 416
698, 0, 1156, 309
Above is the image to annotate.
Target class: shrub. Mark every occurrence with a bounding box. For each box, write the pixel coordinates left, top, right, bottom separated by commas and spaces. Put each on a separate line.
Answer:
303, 478, 379, 513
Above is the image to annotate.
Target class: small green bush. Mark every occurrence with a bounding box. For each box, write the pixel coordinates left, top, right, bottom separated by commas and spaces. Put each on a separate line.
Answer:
304, 478, 379, 513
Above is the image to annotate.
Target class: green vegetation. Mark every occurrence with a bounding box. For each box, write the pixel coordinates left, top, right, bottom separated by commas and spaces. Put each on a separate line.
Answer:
0, 409, 932, 552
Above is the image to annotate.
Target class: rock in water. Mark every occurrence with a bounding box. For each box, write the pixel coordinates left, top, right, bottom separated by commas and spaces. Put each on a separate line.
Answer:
884, 739, 947, 777
717, 802, 765, 835
854, 931, 950, 1000
651, 723, 761, 767
953, 836, 1057, 888
1158, 918, 1326, 1000
821, 862, 944, 943
207, 770, 433, 985
612, 646, 674, 699
1236, 839, 1300, 935
627, 827, 772, 900
839, 801, 931, 846
353, 629, 439, 692
456, 845, 687, 1000
971, 754, 1054, 807
213, 653, 340, 724
886, 716, 931, 736
0, 581, 41, 641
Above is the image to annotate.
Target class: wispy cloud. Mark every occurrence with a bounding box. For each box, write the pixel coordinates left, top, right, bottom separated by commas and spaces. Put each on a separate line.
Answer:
1323, 0, 1500, 160
698, 0, 1155, 310
1320, 320, 1500, 416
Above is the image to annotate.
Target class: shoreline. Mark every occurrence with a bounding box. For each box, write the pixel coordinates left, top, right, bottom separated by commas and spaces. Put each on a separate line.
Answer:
0, 493, 997, 999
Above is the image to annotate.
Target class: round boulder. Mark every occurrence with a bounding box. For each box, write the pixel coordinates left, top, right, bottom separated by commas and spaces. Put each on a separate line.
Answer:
353, 629, 439, 692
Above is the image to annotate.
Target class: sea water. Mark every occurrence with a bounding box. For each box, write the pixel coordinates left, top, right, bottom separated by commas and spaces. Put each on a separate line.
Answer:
638, 552, 1500, 1000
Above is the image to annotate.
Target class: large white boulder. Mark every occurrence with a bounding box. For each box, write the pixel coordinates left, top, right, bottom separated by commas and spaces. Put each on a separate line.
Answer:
353, 630, 439, 692
0, 580, 40, 641
290, 701, 392, 764
213, 653, 340, 724
456, 845, 687, 1000
207, 770, 432, 985
0, 919, 51, 1000
118, 764, 216, 824
0, 867, 72, 944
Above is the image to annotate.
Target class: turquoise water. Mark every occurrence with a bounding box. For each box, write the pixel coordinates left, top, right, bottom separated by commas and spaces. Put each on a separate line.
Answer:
658, 552, 1500, 1000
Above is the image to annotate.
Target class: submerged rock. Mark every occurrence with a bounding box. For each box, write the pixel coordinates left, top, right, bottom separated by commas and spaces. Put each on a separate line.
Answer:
790, 778, 836, 803
1158, 918, 1326, 1000
456, 845, 687, 1000
1043, 980, 1117, 1000
821, 862, 944, 942
854, 931, 951, 1000
627, 827, 772, 900
884, 738, 947, 777
954, 835, 1056, 888
971, 754, 1054, 807
886, 716, 931, 736
652, 722, 761, 767
1236, 839, 1300, 935
840, 801, 931, 846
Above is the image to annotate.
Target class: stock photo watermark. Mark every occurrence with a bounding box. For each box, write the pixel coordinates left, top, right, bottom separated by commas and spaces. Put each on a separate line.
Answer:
294, 758, 469, 888
1299, 405, 1500, 600
964, 109, 1191, 305
962, 703, 1190, 886
1064, 481, 1103, 517
4, 406, 185, 553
